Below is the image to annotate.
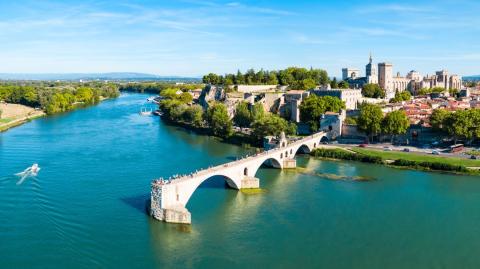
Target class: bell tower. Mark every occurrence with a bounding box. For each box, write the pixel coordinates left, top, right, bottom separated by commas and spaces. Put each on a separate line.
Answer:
366, 53, 377, 84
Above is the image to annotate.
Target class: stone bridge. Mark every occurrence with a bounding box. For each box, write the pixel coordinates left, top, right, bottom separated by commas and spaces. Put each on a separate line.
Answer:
150, 132, 328, 224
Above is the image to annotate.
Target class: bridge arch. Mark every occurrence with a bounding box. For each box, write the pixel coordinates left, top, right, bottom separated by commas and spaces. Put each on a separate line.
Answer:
294, 144, 312, 155
182, 173, 240, 208
250, 156, 283, 178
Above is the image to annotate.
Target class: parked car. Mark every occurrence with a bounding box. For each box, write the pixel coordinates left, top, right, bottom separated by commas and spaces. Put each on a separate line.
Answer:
470, 155, 478, 160
359, 144, 367, 148
432, 150, 440, 155
403, 148, 410, 152
383, 147, 392, 151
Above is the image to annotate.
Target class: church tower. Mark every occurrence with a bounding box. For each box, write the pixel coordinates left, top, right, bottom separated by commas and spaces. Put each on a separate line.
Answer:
365, 53, 378, 84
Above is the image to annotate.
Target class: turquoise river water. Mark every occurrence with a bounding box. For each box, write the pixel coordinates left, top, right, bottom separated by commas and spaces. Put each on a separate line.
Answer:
1, 93, 480, 269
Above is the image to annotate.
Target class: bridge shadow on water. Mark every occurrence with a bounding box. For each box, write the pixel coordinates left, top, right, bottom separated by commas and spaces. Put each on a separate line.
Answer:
120, 193, 151, 215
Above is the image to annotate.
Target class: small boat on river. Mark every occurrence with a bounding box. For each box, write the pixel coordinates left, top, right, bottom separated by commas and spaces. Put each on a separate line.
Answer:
140, 107, 153, 116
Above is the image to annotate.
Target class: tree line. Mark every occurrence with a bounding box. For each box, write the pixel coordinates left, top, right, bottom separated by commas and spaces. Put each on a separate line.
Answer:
118, 82, 199, 94
202, 67, 329, 91
0, 83, 120, 115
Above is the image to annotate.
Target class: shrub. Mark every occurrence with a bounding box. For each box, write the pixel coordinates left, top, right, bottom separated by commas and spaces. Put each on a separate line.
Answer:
311, 148, 383, 164
392, 159, 469, 172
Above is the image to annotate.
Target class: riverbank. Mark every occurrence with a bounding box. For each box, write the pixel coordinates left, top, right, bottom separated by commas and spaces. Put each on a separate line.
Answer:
0, 103, 45, 132
351, 147, 480, 167
311, 147, 480, 175
160, 116, 261, 148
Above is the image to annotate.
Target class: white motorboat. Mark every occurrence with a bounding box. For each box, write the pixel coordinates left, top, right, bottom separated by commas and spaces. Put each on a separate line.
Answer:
140, 107, 153, 116
15, 163, 41, 185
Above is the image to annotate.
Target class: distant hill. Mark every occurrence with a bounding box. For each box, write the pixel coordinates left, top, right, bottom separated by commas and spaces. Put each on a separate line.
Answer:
0, 72, 201, 82
463, 75, 480, 82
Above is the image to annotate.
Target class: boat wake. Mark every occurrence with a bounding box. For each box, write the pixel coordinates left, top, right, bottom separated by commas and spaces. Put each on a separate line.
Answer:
15, 164, 40, 185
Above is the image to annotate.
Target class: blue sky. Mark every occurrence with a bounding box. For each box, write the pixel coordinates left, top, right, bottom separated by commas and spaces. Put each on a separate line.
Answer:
0, 0, 478, 77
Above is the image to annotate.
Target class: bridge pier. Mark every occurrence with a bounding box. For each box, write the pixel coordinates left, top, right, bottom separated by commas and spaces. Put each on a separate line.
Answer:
150, 183, 192, 224
240, 176, 260, 189
152, 207, 191, 224
283, 158, 297, 169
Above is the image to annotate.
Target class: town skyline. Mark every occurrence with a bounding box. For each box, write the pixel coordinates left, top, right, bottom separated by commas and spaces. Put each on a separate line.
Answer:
0, 0, 478, 77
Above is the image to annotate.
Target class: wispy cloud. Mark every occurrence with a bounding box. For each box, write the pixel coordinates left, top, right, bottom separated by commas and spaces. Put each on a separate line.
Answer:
356, 4, 433, 14
290, 33, 330, 45
340, 26, 427, 40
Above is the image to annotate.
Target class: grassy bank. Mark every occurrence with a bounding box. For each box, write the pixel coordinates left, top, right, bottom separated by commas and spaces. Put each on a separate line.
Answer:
0, 112, 45, 132
352, 148, 480, 168
311, 148, 479, 175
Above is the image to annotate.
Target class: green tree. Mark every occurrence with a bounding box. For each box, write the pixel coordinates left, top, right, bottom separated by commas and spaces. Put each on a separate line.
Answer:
444, 109, 480, 144
430, 109, 451, 132
299, 95, 345, 131
205, 102, 233, 138
267, 72, 279, 85
251, 114, 296, 140
291, 78, 316, 91
159, 99, 184, 121
381, 110, 410, 142
75, 87, 95, 104
202, 73, 221, 84
45, 92, 75, 115
182, 105, 204, 127
235, 70, 245, 84
330, 77, 338, 88
251, 102, 265, 121
338, 80, 349, 89
233, 102, 252, 128
357, 103, 384, 142
362, 83, 385, 98
178, 92, 193, 103
160, 88, 179, 99
390, 90, 411, 103
431, 87, 445, 93
449, 88, 459, 97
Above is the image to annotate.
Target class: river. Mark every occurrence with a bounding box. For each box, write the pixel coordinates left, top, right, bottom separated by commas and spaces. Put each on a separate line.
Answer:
1, 93, 480, 269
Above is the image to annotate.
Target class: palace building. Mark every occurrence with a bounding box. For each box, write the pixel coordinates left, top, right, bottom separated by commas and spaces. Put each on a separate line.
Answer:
343, 55, 463, 99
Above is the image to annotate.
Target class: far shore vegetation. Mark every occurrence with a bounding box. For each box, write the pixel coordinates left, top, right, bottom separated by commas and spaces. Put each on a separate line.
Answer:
0, 81, 120, 115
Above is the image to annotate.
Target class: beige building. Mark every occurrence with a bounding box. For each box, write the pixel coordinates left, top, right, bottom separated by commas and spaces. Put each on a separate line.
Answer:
378, 62, 394, 98
420, 70, 462, 91
232, 85, 278, 93
344, 55, 463, 98
311, 88, 362, 110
